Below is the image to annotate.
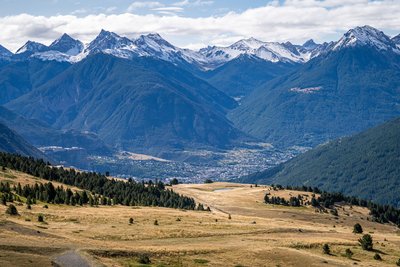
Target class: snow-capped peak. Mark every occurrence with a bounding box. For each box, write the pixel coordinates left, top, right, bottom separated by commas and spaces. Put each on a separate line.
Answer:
333, 25, 398, 52
49, 33, 83, 56
302, 39, 319, 50
85, 29, 135, 54
230, 37, 266, 50
16, 41, 48, 54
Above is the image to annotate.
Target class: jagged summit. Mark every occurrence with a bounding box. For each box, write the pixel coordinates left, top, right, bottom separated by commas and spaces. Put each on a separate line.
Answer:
85, 29, 134, 54
15, 41, 48, 54
302, 39, 319, 50
49, 33, 83, 55
333, 25, 399, 52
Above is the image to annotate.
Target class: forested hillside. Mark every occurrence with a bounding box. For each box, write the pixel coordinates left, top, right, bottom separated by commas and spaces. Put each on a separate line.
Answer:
240, 117, 400, 207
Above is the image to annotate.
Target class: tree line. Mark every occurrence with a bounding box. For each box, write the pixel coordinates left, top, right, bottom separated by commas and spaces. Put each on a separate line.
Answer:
0, 152, 199, 210
265, 184, 400, 227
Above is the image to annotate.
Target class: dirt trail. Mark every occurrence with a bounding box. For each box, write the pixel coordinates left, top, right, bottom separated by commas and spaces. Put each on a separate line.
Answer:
52, 250, 96, 267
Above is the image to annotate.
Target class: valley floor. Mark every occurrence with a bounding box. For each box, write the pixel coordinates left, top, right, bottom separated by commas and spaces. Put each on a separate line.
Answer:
0, 174, 400, 266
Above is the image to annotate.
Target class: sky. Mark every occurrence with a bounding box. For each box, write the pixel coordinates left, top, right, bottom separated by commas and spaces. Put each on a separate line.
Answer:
0, 0, 400, 52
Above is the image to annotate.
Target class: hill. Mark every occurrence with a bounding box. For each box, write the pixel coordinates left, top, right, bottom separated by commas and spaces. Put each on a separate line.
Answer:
6, 54, 243, 154
1, 170, 400, 266
229, 26, 400, 147
0, 122, 46, 159
239, 117, 400, 207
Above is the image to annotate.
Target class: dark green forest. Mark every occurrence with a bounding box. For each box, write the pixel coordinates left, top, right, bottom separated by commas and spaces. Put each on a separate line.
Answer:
0, 152, 198, 209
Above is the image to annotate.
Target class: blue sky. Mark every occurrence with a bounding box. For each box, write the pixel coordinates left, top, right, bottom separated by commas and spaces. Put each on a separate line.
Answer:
0, 0, 267, 17
0, 0, 399, 51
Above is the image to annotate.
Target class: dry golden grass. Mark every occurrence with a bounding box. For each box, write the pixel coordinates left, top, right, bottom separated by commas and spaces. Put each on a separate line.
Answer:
0, 176, 399, 267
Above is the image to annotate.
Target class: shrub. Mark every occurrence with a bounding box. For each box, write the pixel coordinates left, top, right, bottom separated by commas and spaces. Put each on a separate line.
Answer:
138, 254, 151, 264
170, 178, 179, 185
396, 258, 400, 266
373, 253, 382, 261
129, 218, 134, 224
176, 217, 181, 222
358, 234, 373, 251
322, 244, 330, 254
204, 179, 213, 184
345, 248, 353, 258
154, 219, 158, 225
43, 205, 48, 209
6, 204, 18, 215
38, 214, 44, 222
26, 204, 31, 210
353, 223, 363, 234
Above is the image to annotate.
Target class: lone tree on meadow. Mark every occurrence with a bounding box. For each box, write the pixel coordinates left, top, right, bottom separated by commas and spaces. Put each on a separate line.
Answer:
359, 234, 373, 251
6, 204, 18, 215
353, 223, 363, 234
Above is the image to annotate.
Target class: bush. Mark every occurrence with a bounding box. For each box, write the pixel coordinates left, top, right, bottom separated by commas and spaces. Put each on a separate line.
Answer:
38, 214, 44, 222
138, 254, 151, 264
322, 244, 330, 255
353, 223, 363, 234
396, 258, 400, 266
154, 219, 158, 225
170, 178, 179, 185
373, 253, 382, 261
358, 234, 373, 251
129, 218, 134, 224
345, 248, 353, 258
26, 204, 31, 210
43, 205, 48, 209
204, 179, 213, 184
6, 204, 18, 215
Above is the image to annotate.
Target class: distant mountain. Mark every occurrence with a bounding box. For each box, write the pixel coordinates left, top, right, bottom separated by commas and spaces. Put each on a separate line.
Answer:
239, 117, 400, 207
198, 37, 325, 69
0, 59, 70, 104
0, 44, 12, 59
49, 33, 84, 55
229, 25, 400, 147
6, 54, 243, 154
14, 41, 48, 59
8, 30, 327, 70
202, 54, 298, 97
0, 122, 46, 159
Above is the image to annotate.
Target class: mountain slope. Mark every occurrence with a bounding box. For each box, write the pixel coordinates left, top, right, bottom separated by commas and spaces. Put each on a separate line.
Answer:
240, 117, 400, 207
0, 106, 112, 156
0, 59, 70, 104
229, 26, 400, 147
0, 122, 46, 159
7, 54, 242, 153
202, 54, 298, 97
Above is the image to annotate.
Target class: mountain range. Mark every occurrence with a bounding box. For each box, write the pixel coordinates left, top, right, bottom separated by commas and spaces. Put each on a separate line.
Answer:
229, 26, 400, 147
0, 29, 330, 70
1, 25, 400, 165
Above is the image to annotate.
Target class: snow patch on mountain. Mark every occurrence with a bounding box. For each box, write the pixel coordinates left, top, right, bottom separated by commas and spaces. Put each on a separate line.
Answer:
333, 25, 399, 53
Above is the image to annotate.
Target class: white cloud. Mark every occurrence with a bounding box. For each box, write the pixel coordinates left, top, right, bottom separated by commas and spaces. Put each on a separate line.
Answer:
0, 0, 400, 52
127, 1, 163, 12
